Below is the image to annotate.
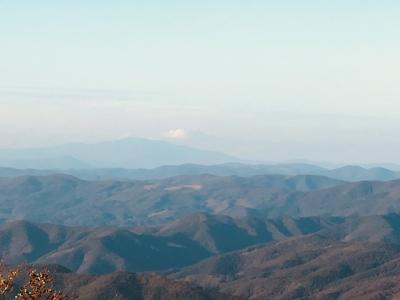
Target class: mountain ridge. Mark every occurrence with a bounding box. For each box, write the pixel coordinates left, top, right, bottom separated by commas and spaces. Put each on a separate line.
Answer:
1, 162, 399, 182
172, 234, 400, 300
0, 173, 345, 226
2, 173, 400, 226
0, 138, 241, 169
2, 213, 400, 275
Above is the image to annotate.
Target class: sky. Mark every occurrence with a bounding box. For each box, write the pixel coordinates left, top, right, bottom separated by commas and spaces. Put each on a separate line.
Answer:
1, 1, 400, 163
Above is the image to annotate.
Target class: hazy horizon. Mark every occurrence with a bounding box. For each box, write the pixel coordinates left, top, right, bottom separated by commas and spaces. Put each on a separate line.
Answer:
0, 136, 399, 168
2, 1, 400, 163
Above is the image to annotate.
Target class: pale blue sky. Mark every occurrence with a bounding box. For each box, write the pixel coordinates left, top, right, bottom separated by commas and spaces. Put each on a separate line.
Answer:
1, 1, 400, 163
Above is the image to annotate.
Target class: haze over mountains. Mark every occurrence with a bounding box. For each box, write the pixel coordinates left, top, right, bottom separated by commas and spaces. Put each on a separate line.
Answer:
3, 140, 400, 298
2, 173, 400, 227
0, 138, 240, 169
1, 163, 400, 183
4, 0, 400, 297
0, 174, 346, 226
1, 138, 400, 182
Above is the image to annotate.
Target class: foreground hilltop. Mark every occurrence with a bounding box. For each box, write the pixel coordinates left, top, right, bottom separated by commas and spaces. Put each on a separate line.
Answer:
0, 264, 240, 300
6, 234, 400, 300
173, 235, 400, 300
57, 271, 241, 300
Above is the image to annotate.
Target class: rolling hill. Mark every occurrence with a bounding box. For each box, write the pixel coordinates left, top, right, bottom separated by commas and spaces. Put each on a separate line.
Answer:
1, 264, 240, 300
0, 214, 341, 274
0, 174, 344, 226
2, 213, 400, 275
1, 173, 400, 227
172, 235, 400, 300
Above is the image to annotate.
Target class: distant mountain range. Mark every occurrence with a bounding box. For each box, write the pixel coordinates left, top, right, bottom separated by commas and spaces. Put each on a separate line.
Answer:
2, 171, 400, 298
1, 163, 400, 182
0, 138, 241, 169
2, 173, 400, 226
1, 138, 400, 183
0, 174, 345, 226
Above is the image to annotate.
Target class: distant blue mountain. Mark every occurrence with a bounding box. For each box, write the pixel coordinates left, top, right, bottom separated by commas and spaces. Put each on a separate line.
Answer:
0, 138, 240, 169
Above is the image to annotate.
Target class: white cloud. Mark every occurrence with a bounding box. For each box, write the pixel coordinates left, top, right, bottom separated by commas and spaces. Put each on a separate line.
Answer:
166, 128, 187, 140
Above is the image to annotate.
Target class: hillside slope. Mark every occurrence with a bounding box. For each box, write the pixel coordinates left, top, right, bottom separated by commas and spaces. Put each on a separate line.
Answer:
173, 235, 400, 300
1, 264, 241, 300
3, 214, 400, 275
0, 174, 344, 226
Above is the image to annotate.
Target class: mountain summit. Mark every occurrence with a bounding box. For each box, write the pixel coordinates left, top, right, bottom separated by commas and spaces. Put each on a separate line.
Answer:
0, 138, 240, 169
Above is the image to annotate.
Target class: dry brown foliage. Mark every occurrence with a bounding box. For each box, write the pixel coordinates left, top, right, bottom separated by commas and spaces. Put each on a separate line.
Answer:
0, 266, 65, 300
0, 268, 19, 296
